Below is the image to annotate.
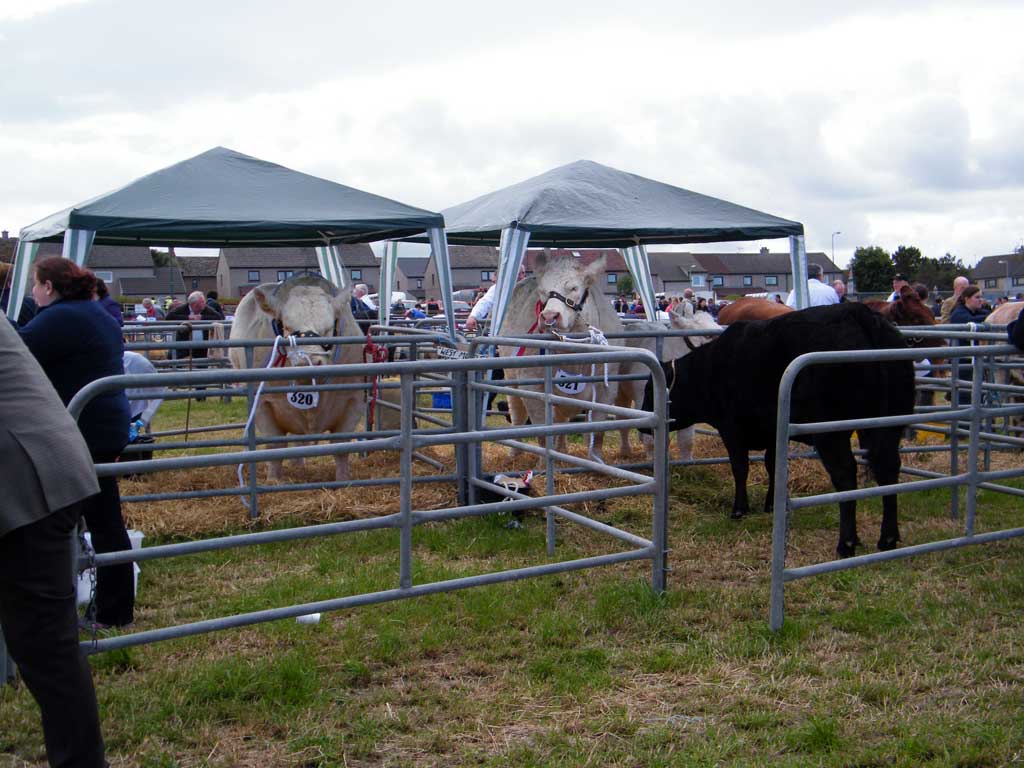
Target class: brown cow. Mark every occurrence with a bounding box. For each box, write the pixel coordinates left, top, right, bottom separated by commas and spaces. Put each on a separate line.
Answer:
717, 297, 794, 324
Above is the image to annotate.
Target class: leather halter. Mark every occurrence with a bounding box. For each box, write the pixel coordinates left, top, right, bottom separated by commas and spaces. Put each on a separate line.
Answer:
546, 288, 589, 313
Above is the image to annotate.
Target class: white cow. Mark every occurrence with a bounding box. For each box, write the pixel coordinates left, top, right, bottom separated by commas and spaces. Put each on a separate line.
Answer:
229, 276, 364, 482
617, 304, 721, 459
497, 253, 624, 462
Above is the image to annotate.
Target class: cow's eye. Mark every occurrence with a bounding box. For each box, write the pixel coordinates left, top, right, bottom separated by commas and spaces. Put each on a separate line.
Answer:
321, 343, 331, 352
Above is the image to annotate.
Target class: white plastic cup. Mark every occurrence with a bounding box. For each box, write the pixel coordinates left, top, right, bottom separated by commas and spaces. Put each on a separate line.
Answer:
296, 613, 321, 625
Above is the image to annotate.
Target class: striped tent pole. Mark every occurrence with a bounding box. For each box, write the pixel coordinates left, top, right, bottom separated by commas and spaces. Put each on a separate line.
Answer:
5, 240, 40, 321
788, 235, 809, 309
315, 244, 347, 289
427, 227, 457, 343
488, 225, 531, 342
379, 241, 398, 328
621, 244, 657, 319
61, 228, 96, 266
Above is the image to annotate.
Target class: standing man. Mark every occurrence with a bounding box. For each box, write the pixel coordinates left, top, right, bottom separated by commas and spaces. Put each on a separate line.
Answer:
0, 320, 107, 767
786, 263, 840, 308
833, 280, 848, 303
464, 265, 527, 333
887, 274, 910, 302
940, 276, 971, 324
166, 291, 225, 359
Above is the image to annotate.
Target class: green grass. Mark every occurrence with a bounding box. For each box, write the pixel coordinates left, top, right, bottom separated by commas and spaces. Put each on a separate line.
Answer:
2, 432, 1024, 766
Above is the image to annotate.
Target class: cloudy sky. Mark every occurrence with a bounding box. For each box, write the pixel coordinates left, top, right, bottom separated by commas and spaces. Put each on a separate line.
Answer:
2, 0, 1022, 268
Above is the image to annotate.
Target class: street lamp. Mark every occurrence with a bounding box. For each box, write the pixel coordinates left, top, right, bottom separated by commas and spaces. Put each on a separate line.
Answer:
831, 231, 841, 265
998, 259, 1011, 297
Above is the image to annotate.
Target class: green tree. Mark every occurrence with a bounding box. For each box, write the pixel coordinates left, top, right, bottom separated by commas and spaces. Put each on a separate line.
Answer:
617, 273, 634, 297
891, 245, 923, 278
850, 246, 893, 293
915, 253, 966, 292
151, 249, 178, 268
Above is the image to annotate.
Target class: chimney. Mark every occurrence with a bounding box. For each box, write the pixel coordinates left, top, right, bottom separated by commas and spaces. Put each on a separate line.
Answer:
1, 230, 8, 240
759, 247, 770, 256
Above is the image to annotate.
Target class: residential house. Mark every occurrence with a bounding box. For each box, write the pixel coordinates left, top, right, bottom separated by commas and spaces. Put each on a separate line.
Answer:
119, 267, 186, 301
395, 257, 428, 300
972, 253, 1024, 299
648, 248, 842, 298
421, 245, 499, 299
216, 244, 379, 297
178, 255, 220, 295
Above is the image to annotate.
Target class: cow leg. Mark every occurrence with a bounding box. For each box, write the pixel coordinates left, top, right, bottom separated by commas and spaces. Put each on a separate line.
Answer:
331, 400, 364, 483
814, 432, 860, 558
253, 406, 286, 483
863, 428, 903, 551
676, 426, 695, 462
723, 439, 751, 519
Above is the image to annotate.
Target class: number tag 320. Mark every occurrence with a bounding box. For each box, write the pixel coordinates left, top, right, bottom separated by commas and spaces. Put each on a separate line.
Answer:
286, 389, 319, 409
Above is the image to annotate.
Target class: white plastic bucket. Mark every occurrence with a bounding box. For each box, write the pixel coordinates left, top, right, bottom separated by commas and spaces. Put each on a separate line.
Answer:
76, 529, 144, 605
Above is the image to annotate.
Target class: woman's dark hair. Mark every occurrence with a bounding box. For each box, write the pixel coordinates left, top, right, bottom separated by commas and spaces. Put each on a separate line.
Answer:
34, 256, 97, 301
95, 278, 109, 299
912, 282, 929, 301
957, 285, 981, 305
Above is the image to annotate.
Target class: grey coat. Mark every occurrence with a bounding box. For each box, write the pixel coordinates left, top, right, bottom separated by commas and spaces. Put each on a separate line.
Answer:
0, 320, 99, 538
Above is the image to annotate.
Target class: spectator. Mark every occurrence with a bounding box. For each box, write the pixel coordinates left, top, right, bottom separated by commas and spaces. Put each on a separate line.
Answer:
204, 290, 223, 316
912, 283, 929, 303
352, 283, 376, 311
774, 294, 784, 304
405, 303, 427, 320
833, 279, 847, 303
17, 256, 134, 628
949, 285, 990, 404
0, 319, 107, 767
95, 278, 123, 326
0, 261, 38, 325
165, 290, 225, 359
786, 263, 839, 308
141, 296, 165, 319
122, 350, 164, 429
1007, 305, 1024, 348
696, 297, 708, 313
887, 274, 910, 302
932, 296, 943, 318
682, 287, 695, 307
940, 276, 970, 324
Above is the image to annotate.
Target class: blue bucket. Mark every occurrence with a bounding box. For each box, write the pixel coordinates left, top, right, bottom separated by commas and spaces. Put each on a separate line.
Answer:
431, 392, 452, 409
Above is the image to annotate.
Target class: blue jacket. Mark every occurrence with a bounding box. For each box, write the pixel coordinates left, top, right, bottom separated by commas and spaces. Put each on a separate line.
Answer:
18, 299, 130, 458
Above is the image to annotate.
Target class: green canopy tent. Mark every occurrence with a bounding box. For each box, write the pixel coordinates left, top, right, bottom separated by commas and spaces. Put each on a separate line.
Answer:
8, 147, 456, 335
434, 159, 806, 336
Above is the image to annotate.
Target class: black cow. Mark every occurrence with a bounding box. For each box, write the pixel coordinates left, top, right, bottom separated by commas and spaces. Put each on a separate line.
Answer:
643, 303, 915, 558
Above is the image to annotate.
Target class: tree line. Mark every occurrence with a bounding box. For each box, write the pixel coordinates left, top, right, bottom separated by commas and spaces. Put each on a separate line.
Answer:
849, 245, 967, 293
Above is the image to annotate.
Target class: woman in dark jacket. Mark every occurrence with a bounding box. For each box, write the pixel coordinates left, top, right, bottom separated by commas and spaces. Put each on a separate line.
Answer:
19, 256, 134, 628
95, 278, 123, 326
949, 285, 991, 405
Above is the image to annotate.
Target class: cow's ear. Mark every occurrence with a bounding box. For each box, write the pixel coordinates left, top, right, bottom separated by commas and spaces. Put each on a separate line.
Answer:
533, 251, 548, 273
251, 286, 277, 317
582, 255, 607, 287
332, 286, 353, 316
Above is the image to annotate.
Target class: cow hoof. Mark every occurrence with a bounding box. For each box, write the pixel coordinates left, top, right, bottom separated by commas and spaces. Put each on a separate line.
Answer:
877, 536, 900, 552
836, 540, 858, 558
730, 509, 747, 520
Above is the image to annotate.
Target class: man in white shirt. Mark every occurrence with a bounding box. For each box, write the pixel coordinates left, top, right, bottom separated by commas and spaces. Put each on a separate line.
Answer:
352, 284, 376, 311
122, 351, 164, 428
887, 274, 910, 302
786, 264, 840, 308
464, 265, 527, 333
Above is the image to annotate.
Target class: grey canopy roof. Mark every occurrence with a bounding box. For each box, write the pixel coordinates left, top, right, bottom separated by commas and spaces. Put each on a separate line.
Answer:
439, 159, 803, 247
20, 147, 443, 247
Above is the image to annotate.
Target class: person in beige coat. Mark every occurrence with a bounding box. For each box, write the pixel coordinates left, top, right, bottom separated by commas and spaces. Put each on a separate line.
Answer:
0, 319, 107, 767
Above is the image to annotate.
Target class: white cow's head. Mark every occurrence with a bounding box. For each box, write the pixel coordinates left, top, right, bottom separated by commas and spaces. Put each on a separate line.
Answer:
252, 275, 352, 366
667, 300, 720, 356
534, 252, 606, 332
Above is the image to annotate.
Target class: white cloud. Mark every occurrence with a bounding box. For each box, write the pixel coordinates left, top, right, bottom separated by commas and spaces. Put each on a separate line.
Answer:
0, 0, 88, 22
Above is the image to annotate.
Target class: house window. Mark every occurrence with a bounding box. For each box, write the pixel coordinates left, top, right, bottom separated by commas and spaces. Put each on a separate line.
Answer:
607, 273, 617, 284
691, 274, 705, 287
94, 270, 114, 283
765, 275, 779, 286
247, 270, 260, 282
351, 269, 362, 281
277, 270, 294, 281
191, 278, 200, 289
985, 278, 997, 288
1014, 277, 1024, 287
712, 276, 724, 287
743, 275, 753, 287
481, 270, 496, 281
416, 279, 423, 289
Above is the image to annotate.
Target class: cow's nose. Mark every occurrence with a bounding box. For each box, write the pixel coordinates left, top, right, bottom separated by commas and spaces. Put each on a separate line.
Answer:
541, 310, 560, 325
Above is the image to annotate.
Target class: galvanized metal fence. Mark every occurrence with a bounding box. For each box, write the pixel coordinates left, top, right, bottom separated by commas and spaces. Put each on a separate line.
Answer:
66, 345, 668, 655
